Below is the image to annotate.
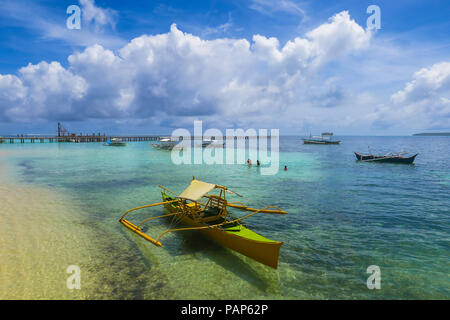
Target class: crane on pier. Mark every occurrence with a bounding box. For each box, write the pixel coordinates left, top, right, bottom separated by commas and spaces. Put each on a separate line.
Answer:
57, 122, 69, 137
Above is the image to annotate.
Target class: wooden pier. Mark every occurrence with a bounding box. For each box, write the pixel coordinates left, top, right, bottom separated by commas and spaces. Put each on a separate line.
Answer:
0, 123, 266, 145
0, 136, 160, 144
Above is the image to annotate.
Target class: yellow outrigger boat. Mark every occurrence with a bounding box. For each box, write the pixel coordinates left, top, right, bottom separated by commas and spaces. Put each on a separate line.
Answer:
119, 178, 287, 269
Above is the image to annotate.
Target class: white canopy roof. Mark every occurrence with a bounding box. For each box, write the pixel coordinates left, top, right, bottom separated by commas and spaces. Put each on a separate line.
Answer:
178, 179, 216, 201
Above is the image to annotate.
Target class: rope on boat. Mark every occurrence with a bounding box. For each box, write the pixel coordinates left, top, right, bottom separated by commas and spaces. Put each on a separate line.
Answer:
169, 209, 183, 228
157, 186, 188, 228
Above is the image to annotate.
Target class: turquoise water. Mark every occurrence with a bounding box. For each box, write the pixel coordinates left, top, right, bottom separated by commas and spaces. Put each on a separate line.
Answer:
1, 136, 449, 299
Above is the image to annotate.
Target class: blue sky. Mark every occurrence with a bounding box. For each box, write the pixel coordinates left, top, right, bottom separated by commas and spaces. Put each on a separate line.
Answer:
0, 0, 449, 135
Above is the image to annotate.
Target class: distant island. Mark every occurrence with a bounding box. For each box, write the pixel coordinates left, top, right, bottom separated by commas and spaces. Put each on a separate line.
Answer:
413, 132, 450, 136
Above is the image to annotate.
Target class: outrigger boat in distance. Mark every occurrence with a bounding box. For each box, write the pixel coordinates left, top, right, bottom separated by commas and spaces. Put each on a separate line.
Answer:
104, 138, 127, 147
119, 178, 287, 269
153, 137, 225, 150
201, 138, 225, 148
302, 132, 340, 145
104, 138, 127, 146
152, 137, 179, 150
354, 151, 418, 164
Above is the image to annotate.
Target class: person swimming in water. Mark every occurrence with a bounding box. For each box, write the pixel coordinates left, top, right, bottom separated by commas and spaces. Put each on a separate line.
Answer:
284, 165, 288, 171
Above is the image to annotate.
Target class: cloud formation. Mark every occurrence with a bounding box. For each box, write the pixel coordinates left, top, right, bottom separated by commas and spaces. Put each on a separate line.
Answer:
0, 11, 374, 129
370, 62, 450, 130
391, 62, 450, 104
80, 0, 118, 30
9, 11, 448, 132
0, 0, 124, 49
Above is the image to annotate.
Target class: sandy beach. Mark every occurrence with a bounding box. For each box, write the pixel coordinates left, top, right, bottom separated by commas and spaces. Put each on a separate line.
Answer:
0, 155, 95, 299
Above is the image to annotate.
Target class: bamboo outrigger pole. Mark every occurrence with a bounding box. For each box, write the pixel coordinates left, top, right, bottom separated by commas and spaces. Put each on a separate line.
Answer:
119, 199, 180, 246
227, 202, 287, 214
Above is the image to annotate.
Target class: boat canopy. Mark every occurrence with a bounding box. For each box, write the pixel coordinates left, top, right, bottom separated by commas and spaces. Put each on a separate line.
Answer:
178, 179, 216, 201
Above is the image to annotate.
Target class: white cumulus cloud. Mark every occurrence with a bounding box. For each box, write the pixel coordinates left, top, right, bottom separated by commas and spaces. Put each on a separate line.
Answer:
80, 0, 117, 30
391, 62, 450, 104
370, 62, 450, 130
0, 11, 373, 129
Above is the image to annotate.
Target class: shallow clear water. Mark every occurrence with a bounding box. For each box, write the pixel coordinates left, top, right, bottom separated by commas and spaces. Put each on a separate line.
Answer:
0, 136, 449, 299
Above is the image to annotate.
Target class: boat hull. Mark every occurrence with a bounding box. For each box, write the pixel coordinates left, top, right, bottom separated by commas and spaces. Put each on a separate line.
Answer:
354, 152, 417, 164
162, 192, 283, 269
302, 139, 340, 144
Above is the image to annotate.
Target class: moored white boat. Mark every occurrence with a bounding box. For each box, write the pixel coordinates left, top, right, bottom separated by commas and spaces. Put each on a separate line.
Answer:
302, 132, 340, 144
201, 138, 225, 148
152, 137, 180, 150
104, 138, 127, 146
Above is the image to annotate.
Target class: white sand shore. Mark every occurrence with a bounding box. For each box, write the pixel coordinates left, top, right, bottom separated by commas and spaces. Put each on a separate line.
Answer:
0, 156, 95, 299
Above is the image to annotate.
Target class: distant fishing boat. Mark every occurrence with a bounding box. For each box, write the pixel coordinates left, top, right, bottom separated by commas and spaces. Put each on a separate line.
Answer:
152, 137, 179, 150
201, 138, 213, 147
354, 151, 418, 164
104, 138, 127, 146
153, 137, 224, 150
302, 132, 340, 144
201, 138, 225, 148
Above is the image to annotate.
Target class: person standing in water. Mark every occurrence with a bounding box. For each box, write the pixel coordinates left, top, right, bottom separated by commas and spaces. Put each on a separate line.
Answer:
247, 159, 252, 165
256, 160, 260, 166
284, 165, 288, 171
